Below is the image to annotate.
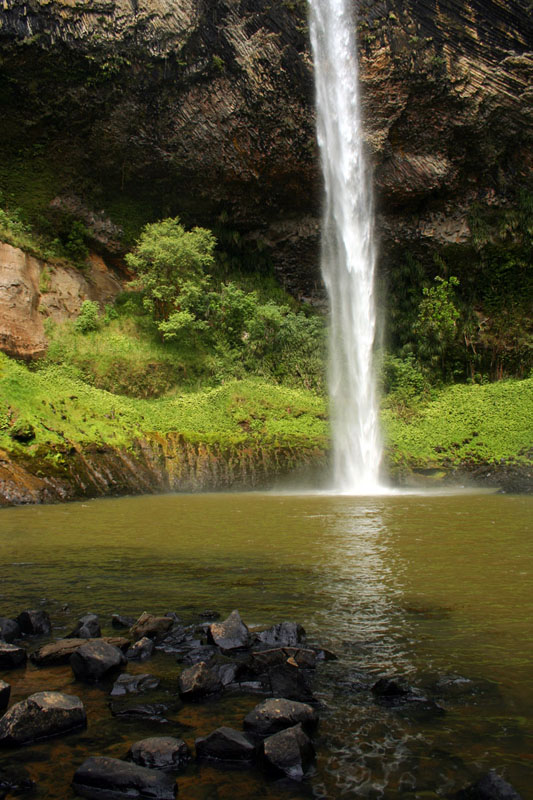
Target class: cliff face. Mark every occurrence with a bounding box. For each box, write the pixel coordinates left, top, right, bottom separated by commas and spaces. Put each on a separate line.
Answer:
0, 0, 531, 306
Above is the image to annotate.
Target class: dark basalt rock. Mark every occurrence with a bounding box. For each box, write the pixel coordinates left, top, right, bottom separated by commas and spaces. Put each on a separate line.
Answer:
180, 645, 218, 665
0, 680, 11, 711
31, 637, 130, 666
0, 691, 86, 745
195, 727, 256, 764
128, 737, 191, 772
112, 614, 135, 629
372, 677, 444, 717
0, 642, 27, 669
127, 636, 154, 661
110, 673, 160, 697
156, 627, 190, 655
456, 770, 523, 800
67, 613, 101, 639
243, 698, 318, 737
130, 613, 173, 643
371, 677, 411, 699
199, 610, 220, 620
70, 640, 126, 683
16, 609, 51, 636
72, 756, 177, 800
178, 661, 223, 701
263, 723, 315, 781
110, 703, 170, 723
254, 622, 306, 648
207, 610, 250, 652
0, 617, 20, 643
266, 663, 314, 702
248, 647, 318, 672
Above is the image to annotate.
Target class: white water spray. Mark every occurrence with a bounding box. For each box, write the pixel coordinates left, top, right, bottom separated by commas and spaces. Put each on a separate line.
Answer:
308, 0, 383, 493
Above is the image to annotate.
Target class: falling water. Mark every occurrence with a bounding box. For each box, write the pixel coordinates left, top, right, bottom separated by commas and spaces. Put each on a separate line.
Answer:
308, 0, 383, 493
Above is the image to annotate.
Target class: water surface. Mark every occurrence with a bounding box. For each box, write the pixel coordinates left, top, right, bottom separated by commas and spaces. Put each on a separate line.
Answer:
1, 491, 531, 798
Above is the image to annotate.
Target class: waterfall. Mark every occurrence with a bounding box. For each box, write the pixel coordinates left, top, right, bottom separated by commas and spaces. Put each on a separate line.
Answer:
308, 0, 383, 493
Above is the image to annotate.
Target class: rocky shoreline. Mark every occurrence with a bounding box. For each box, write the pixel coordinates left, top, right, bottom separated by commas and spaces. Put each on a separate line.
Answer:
0, 606, 524, 799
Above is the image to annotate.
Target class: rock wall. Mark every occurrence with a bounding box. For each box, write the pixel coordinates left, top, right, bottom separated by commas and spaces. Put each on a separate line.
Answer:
0, 243, 122, 359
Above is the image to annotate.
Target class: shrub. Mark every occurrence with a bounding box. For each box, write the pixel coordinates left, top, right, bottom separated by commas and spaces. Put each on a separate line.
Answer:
75, 300, 100, 334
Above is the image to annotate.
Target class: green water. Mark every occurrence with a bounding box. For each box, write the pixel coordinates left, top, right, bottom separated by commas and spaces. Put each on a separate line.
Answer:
0, 490, 532, 798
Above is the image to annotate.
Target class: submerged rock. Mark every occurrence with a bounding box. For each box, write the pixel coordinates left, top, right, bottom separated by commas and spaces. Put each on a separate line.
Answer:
243, 698, 318, 737
72, 756, 177, 800
0, 617, 21, 643
110, 673, 160, 697
110, 703, 170, 723
207, 610, 250, 652
0, 680, 11, 711
456, 770, 523, 800
16, 609, 51, 636
263, 723, 315, 780
254, 622, 306, 648
178, 661, 223, 701
0, 642, 27, 669
112, 613, 135, 629
67, 613, 101, 639
127, 636, 154, 661
70, 640, 126, 682
0, 691, 86, 745
0, 765, 34, 796
130, 613, 173, 643
195, 727, 256, 764
371, 677, 411, 699
128, 737, 191, 772
249, 647, 317, 671
31, 636, 130, 666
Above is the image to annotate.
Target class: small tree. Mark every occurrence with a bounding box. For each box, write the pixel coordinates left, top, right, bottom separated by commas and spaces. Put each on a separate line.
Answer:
125, 217, 216, 324
75, 300, 100, 334
415, 275, 460, 377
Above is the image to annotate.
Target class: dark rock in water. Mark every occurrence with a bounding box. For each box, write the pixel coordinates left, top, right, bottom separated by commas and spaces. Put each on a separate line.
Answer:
249, 647, 317, 672
195, 727, 256, 764
130, 613, 173, 643
263, 723, 315, 781
70, 640, 126, 683
255, 622, 306, 648
178, 661, 223, 701
17, 609, 51, 636
156, 627, 190, 655
0, 765, 34, 796
207, 610, 250, 652
431, 673, 497, 701
110, 673, 160, 697
127, 636, 155, 661
315, 647, 338, 661
181, 645, 218, 665
128, 736, 191, 772
67, 613, 101, 639
0, 680, 11, 711
243, 698, 318, 737
72, 756, 177, 799
456, 770, 523, 800
31, 637, 130, 666
0, 691, 86, 745
0, 642, 27, 669
111, 703, 170, 723
112, 614, 135, 629
215, 662, 240, 687
0, 617, 21, 643
164, 612, 181, 623
267, 663, 314, 702
199, 610, 220, 620
371, 677, 411, 699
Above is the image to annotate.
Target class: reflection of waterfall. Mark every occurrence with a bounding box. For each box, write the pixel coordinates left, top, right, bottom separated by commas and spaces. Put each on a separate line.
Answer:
308, 0, 382, 493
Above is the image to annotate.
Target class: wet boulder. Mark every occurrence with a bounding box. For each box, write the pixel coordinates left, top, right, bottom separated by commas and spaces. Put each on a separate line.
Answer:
16, 609, 51, 636
263, 723, 315, 781
128, 737, 191, 772
129, 613, 173, 643
0, 617, 20, 643
67, 614, 101, 639
0, 680, 11, 711
127, 636, 154, 661
0, 691, 86, 745
72, 756, 177, 800
70, 640, 126, 683
0, 642, 27, 669
249, 647, 317, 672
195, 727, 256, 764
207, 610, 250, 652
456, 770, 523, 799
243, 698, 318, 737
110, 673, 160, 697
31, 636, 130, 666
181, 645, 218, 665
266, 663, 314, 702
178, 661, 223, 701
254, 622, 306, 648
371, 677, 411, 700
156, 627, 190, 655
112, 613, 135, 629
